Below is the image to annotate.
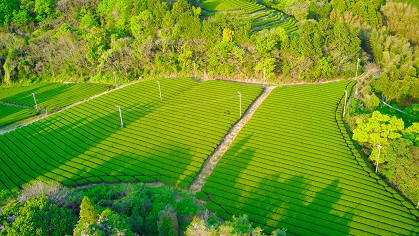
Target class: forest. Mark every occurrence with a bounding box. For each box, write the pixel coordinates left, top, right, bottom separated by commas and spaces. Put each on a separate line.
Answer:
0, 181, 286, 235
0, 0, 416, 101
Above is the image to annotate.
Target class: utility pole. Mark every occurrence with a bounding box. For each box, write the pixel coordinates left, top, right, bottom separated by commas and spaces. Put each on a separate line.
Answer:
157, 81, 162, 100
342, 90, 348, 117
31, 93, 39, 111
113, 71, 117, 87
193, 61, 196, 79
356, 57, 360, 78
375, 144, 381, 173
263, 67, 266, 83
116, 106, 123, 128
238, 91, 242, 117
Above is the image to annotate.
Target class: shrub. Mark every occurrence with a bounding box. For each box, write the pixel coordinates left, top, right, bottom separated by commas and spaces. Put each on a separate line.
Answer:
158, 205, 179, 236
17, 180, 68, 205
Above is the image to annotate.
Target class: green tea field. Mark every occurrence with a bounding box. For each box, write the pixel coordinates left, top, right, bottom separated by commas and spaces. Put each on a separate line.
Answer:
0, 83, 110, 112
0, 104, 37, 128
0, 78, 263, 191
197, 81, 419, 235
0, 79, 417, 235
200, 0, 298, 32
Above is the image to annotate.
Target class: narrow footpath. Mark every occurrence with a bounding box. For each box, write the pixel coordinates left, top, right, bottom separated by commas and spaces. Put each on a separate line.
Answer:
189, 85, 276, 193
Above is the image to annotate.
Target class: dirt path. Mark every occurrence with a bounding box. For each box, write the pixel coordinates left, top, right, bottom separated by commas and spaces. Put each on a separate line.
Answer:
0, 80, 140, 135
189, 85, 276, 193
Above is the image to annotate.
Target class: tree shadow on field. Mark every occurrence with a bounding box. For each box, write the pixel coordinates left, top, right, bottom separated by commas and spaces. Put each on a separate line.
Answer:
202, 133, 355, 235
242, 174, 355, 235
1, 83, 53, 104
215, 134, 256, 189
201, 134, 256, 217
8, 102, 158, 188
119, 102, 157, 128
4, 84, 71, 109
29, 84, 73, 109
138, 140, 195, 189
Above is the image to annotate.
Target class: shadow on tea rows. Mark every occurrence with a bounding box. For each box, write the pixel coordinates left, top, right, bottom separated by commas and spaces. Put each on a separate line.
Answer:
203, 134, 354, 235
0, 102, 160, 190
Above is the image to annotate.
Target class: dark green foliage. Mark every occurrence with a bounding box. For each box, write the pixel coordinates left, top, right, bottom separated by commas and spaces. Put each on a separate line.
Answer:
69, 183, 202, 235
331, 0, 384, 28
280, 19, 361, 81
0, 0, 371, 84
326, 22, 360, 69
0, 189, 13, 205
0, 183, 282, 235
368, 29, 418, 104
0, 0, 416, 88
0, 0, 20, 25
381, 139, 418, 203
157, 205, 179, 236
34, 0, 57, 22
73, 196, 132, 235
0, 195, 77, 236
225, 215, 255, 234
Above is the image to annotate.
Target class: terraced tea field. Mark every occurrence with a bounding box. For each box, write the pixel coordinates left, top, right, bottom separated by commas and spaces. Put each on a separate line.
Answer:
197, 81, 419, 235
200, 0, 298, 33
201, 0, 264, 13
0, 79, 263, 191
0, 83, 110, 112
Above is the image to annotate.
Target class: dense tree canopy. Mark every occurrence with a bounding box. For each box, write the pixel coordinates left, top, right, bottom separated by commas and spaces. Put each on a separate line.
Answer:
0, 0, 417, 100
0, 182, 287, 235
351, 110, 418, 202
0, 195, 77, 235
0, 0, 365, 84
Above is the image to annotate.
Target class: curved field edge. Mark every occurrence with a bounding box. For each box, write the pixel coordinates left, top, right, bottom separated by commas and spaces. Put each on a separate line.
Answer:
336, 82, 419, 219
196, 80, 418, 235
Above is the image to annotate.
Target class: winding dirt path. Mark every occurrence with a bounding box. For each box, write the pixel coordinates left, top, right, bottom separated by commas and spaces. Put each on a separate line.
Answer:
189, 85, 276, 193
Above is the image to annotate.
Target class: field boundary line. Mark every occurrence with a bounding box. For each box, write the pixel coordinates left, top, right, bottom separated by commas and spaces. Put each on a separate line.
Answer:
336, 82, 419, 219
161, 72, 369, 88
0, 80, 140, 135
189, 85, 276, 193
